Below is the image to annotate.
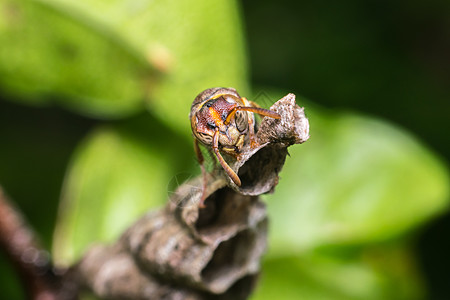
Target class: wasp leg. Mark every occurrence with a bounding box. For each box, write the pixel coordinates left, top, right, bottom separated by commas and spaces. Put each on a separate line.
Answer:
194, 139, 208, 208
239, 98, 281, 119
213, 128, 241, 186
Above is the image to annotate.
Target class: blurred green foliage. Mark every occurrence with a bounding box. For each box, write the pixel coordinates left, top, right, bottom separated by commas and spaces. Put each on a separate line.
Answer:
242, 0, 450, 160
0, 0, 449, 299
54, 116, 193, 263
264, 97, 448, 255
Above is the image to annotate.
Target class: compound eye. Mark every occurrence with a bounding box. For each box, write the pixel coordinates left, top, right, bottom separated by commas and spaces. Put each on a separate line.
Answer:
197, 132, 213, 145
235, 110, 248, 132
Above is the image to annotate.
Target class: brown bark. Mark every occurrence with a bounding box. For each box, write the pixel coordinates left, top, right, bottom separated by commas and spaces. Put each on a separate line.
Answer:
0, 188, 77, 300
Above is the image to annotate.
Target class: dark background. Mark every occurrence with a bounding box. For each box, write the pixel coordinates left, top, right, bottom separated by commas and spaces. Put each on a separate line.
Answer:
241, 0, 450, 299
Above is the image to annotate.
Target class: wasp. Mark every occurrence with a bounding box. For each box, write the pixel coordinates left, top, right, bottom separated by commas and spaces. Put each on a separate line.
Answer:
190, 87, 281, 207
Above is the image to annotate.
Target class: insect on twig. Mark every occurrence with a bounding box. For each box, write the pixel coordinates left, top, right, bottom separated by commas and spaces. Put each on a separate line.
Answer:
189, 87, 281, 207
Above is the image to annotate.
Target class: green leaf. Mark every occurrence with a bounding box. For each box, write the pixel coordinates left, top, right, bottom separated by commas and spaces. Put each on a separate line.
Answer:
252, 245, 424, 300
264, 93, 450, 256
0, 0, 149, 116
0, 0, 248, 123
53, 116, 196, 264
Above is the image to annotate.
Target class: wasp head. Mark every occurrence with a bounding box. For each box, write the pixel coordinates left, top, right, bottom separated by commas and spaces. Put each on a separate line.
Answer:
190, 89, 248, 155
